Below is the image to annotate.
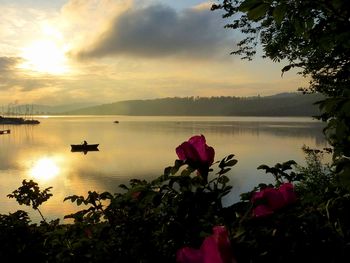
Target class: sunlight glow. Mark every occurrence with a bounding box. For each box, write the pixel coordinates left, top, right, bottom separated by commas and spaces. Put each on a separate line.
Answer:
20, 39, 69, 75
30, 157, 60, 181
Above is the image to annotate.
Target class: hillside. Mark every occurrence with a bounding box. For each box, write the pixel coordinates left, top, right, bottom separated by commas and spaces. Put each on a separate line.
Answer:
62, 93, 323, 116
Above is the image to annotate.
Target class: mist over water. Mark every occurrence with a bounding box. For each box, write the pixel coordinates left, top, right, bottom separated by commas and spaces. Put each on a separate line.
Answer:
0, 116, 327, 222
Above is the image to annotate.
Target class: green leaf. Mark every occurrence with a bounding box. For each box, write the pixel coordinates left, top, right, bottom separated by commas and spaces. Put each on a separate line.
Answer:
119, 184, 129, 191
273, 4, 287, 25
219, 159, 226, 169
293, 17, 304, 36
338, 166, 350, 191
226, 154, 235, 160
306, 17, 314, 31
63, 195, 77, 202
281, 64, 292, 75
239, 0, 263, 12
225, 159, 238, 167
257, 164, 269, 170
247, 3, 270, 21
174, 159, 185, 170
282, 160, 297, 170
100, 191, 113, 200
218, 175, 230, 184
170, 166, 180, 175
181, 168, 194, 177
219, 167, 231, 175
340, 101, 350, 117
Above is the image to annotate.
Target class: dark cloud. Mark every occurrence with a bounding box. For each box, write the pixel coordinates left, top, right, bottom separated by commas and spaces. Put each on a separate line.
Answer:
77, 5, 232, 59
0, 57, 21, 91
0, 56, 22, 71
0, 56, 56, 92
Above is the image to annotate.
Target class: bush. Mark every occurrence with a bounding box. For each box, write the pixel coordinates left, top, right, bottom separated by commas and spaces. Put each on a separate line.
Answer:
1, 135, 349, 262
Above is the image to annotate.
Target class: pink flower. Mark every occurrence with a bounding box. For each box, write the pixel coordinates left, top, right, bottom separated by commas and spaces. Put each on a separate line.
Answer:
176, 226, 236, 263
176, 247, 202, 263
252, 183, 297, 217
262, 188, 286, 210
176, 135, 215, 171
251, 204, 274, 217
279, 183, 297, 204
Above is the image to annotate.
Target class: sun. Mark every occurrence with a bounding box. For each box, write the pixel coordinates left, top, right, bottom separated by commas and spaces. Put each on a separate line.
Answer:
30, 157, 60, 181
20, 39, 70, 75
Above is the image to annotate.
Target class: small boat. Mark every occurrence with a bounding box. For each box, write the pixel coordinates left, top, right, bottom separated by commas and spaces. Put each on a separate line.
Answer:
71, 143, 99, 153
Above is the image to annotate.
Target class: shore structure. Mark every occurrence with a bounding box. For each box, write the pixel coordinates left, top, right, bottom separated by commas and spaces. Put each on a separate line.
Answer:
0, 116, 40, 125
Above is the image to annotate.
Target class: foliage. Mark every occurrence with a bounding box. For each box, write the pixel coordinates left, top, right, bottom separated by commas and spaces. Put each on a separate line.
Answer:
60, 139, 237, 262
0, 210, 45, 261
176, 226, 235, 263
1, 1, 348, 261
212, 0, 350, 189
1, 1, 348, 260
64, 93, 322, 116
7, 179, 52, 223
211, 0, 349, 96
228, 151, 350, 262
296, 146, 334, 201
2, 135, 350, 262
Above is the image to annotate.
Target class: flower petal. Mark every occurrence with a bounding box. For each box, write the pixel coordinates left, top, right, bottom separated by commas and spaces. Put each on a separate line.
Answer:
176, 247, 203, 263
176, 141, 200, 161
279, 183, 297, 205
212, 226, 234, 263
264, 188, 286, 210
201, 235, 224, 263
253, 204, 274, 217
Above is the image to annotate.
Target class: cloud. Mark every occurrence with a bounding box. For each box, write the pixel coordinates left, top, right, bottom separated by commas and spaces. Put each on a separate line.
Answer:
59, 0, 131, 51
0, 57, 23, 90
0, 56, 21, 71
76, 4, 232, 59
0, 56, 60, 94
191, 2, 215, 11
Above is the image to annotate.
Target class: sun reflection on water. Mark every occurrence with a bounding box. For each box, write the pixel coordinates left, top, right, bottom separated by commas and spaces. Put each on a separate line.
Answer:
30, 157, 60, 181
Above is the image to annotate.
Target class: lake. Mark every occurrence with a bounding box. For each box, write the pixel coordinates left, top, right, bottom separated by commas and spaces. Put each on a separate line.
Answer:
0, 115, 328, 222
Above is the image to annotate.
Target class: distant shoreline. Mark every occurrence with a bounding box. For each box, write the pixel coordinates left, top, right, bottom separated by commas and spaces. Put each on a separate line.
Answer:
3, 93, 323, 117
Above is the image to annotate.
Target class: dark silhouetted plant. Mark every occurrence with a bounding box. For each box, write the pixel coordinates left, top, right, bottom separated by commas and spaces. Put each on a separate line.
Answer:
7, 179, 52, 223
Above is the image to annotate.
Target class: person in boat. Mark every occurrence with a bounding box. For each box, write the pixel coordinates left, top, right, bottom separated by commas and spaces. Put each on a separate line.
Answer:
82, 140, 88, 146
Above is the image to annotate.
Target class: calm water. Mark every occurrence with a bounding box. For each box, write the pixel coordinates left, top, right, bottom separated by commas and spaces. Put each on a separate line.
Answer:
0, 116, 327, 222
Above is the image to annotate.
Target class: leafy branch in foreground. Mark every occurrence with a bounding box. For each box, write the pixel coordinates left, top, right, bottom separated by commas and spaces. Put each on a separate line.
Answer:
7, 180, 52, 223
212, 0, 350, 190
2, 134, 350, 262
63, 191, 113, 224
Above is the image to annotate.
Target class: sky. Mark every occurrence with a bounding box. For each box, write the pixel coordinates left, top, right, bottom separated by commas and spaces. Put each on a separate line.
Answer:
0, 0, 308, 106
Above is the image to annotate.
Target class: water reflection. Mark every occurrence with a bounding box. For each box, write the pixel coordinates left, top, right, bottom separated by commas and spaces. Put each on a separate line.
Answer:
0, 116, 328, 222
29, 157, 60, 181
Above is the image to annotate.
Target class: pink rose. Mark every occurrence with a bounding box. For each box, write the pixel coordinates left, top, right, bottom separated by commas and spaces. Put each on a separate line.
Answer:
262, 188, 286, 210
251, 204, 274, 217
176, 226, 236, 263
176, 247, 202, 263
279, 183, 297, 204
252, 183, 297, 217
176, 135, 215, 172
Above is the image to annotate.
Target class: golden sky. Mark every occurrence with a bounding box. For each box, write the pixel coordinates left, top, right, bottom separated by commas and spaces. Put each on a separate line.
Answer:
0, 0, 308, 106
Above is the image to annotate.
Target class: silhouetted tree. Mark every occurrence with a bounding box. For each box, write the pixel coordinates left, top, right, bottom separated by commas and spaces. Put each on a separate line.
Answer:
212, 0, 350, 188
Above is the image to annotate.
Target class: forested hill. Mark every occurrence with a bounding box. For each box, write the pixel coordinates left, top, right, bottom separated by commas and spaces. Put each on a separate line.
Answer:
63, 93, 323, 116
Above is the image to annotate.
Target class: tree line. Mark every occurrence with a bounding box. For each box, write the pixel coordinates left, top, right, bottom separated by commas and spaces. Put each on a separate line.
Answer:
64, 93, 322, 116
